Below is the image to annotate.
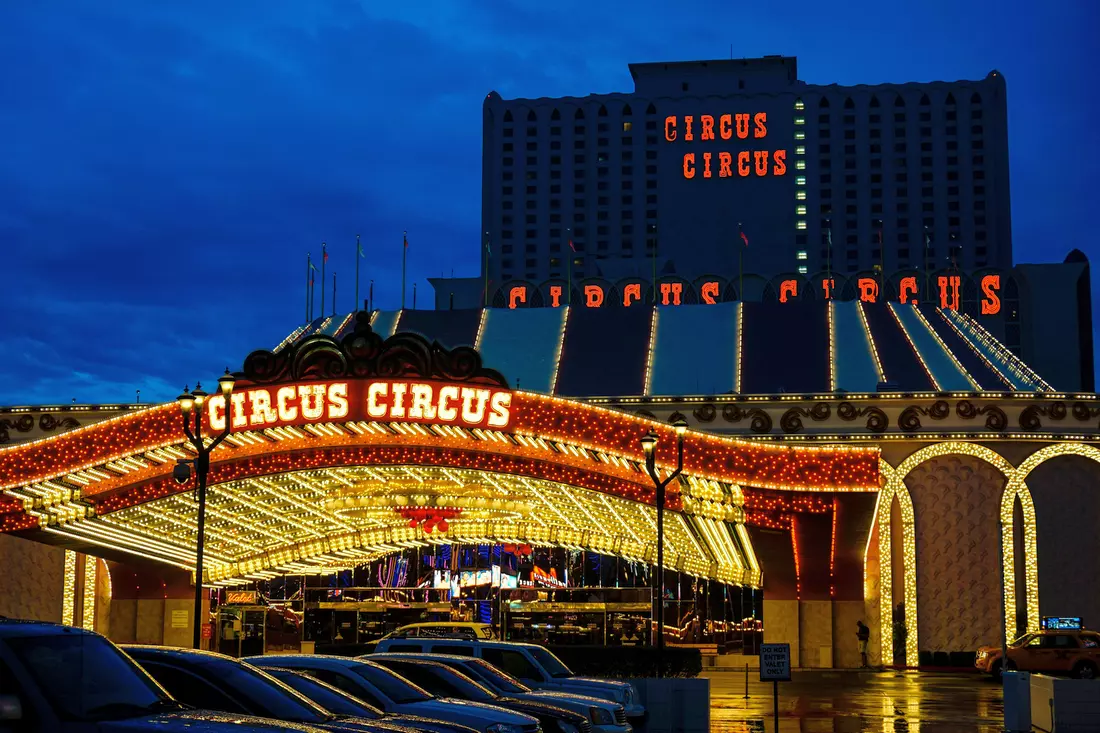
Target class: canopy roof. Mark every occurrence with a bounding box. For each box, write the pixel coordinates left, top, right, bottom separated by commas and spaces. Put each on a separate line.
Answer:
0, 314, 878, 584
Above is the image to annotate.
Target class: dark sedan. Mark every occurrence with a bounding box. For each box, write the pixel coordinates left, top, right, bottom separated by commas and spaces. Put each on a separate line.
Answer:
369, 656, 591, 733
122, 645, 421, 733
265, 667, 480, 733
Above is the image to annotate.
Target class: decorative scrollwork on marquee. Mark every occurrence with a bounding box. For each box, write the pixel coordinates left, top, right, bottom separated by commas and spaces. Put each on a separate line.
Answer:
1071, 402, 1100, 422
897, 400, 950, 432
779, 402, 831, 433
837, 402, 888, 433
241, 312, 508, 388
956, 400, 1007, 431
1019, 402, 1067, 431
721, 404, 773, 434
692, 404, 717, 423
0, 414, 80, 445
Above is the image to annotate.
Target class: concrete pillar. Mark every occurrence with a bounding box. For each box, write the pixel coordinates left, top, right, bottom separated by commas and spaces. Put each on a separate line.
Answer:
799, 600, 833, 668
762, 599, 800, 667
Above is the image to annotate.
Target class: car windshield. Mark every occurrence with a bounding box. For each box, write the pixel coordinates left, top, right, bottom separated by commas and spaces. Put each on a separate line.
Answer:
214, 661, 335, 723
459, 659, 530, 694
1009, 633, 1034, 647
382, 661, 497, 703
355, 661, 434, 704
8, 633, 177, 721
529, 646, 574, 678
267, 669, 382, 718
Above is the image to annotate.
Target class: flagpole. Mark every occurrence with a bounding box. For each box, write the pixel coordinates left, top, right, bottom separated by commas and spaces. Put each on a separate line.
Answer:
924, 227, 931, 301
332, 273, 337, 316
369, 280, 374, 312
651, 239, 657, 304
402, 231, 408, 310
826, 223, 833, 295
737, 222, 744, 300
566, 228, 573, 306
305, 253, 312, 324
320, 242, 327, 317
355, 234, 361, 312
484, 231, 491, 308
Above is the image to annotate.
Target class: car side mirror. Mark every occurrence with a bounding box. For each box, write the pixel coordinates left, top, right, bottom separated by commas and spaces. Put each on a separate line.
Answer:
0, 694, 23, 721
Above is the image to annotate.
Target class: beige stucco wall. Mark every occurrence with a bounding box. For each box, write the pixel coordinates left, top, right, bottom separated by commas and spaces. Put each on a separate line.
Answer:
0, 534, 64, 623
906, 454, 1003, 653
762, 599, 800, 667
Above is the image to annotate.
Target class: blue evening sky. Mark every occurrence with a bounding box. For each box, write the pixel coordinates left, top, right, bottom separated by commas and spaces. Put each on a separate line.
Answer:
1, 0, 1095, 404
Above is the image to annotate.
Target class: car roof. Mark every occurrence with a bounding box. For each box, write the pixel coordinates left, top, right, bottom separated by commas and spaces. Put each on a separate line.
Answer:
247, 653, 376, 668
405, 638, 542, 650
121, 644, 236, 661
375, 652, 485, 664
0, 619, 97, 638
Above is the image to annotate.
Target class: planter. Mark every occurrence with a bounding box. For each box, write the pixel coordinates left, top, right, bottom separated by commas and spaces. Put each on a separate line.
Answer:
618, 677, 709, 733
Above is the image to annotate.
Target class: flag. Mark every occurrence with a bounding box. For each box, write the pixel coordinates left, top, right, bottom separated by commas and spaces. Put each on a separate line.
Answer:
323, 250, 329, 263
357, 239, 365, 258
739, 224, 749, 247
309, 261, 318, 271
568, 239, 576, 252
404, 233, 409, 249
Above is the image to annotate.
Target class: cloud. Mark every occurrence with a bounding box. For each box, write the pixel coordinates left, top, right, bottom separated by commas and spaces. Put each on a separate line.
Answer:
0, 0, 1096, 403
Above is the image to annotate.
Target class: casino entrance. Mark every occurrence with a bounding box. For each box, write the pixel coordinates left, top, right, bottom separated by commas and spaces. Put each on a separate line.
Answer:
0, 313, 879, 655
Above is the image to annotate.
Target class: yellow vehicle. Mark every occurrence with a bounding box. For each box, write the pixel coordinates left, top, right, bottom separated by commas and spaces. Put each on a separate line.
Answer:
976, 629, 1100, 679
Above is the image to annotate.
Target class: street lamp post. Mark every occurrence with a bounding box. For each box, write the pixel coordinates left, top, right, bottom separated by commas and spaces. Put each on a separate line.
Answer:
176, 370, 236, 649
640, 418, 688, 679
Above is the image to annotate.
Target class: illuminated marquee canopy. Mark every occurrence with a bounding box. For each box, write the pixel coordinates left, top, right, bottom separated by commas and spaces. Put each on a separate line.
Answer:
0, 316, 878, 584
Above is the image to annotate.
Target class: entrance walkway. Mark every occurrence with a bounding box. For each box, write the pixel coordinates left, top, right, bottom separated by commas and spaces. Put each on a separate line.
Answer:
706, 669, 1003, 733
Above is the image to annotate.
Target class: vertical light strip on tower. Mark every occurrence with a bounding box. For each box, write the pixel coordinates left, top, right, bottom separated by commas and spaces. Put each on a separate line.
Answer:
794, 100, 807, 245
643, 307, 659, 396
549, 306, 570, 395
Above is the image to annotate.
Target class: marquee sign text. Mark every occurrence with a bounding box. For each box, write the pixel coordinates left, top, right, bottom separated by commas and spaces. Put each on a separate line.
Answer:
205, 380, 512, 432
504, 274, 1002, 314
665, 114, 787, 179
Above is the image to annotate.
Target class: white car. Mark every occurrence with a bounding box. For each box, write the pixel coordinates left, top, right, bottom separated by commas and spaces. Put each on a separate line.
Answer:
380, 623, 497, 641
248, 654, 541, 733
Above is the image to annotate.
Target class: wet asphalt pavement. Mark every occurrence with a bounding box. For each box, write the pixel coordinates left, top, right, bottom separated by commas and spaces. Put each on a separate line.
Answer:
705, 669, 1004, 732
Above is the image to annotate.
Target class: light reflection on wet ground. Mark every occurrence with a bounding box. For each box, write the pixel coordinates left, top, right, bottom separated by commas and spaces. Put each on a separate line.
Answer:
706, 670, 1004, 733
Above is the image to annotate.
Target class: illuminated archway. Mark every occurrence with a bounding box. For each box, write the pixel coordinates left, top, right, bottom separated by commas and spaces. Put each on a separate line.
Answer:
1007, 442, 1100, 633
874, 458, 917, 667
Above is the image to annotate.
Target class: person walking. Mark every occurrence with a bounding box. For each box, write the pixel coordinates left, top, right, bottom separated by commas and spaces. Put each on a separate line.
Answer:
856, 620, 871, 667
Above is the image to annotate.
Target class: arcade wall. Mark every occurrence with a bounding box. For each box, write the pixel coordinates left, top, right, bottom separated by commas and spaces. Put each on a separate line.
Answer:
0, 534, 64, 623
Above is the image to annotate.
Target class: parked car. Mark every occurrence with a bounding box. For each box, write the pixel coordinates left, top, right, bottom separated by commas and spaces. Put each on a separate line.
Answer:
374, 653, 628, 733
371, 639, 642, 720
0, 618, 323, 732
122, 645, 411, 733
975, 629, 1100, 679
369, 655, 595, 733
265, 667, 480, 733
380, 623, 497, 641
247, 654, 542, 733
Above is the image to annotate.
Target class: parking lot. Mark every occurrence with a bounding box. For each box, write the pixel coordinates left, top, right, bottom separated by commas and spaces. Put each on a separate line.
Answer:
706, 670, 1004, 733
